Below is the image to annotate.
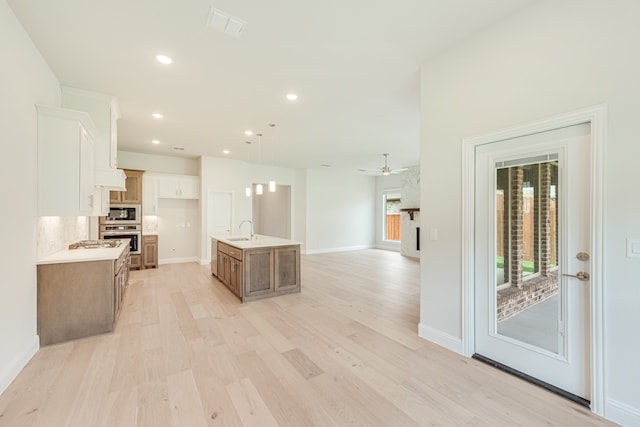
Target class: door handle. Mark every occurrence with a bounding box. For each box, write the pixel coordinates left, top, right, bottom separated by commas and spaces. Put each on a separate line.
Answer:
562, 271, 590, 281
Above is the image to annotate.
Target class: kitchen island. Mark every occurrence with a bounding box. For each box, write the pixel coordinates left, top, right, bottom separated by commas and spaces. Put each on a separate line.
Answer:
37, 239, 130, 345
211, 235, 301, 303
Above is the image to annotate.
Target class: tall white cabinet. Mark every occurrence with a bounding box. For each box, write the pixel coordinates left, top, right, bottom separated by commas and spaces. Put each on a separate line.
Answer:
61, 86, 125, 190
37, 105, 97, 216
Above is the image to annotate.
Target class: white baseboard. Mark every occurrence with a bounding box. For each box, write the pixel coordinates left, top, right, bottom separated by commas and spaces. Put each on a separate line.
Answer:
0, 335, 39, 395
605, 398, 640, 426
374, 243, 401, 252
418, 323, 464, 355
158, 256, 200, 265
199, 258, 210, 266
303, 244, 373, 255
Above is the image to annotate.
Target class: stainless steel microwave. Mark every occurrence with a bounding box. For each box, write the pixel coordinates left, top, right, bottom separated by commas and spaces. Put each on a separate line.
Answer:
101, 204, 141, 225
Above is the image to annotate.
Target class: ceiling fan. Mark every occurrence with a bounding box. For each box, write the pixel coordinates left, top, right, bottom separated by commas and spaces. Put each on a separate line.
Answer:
366, 153, 408, 176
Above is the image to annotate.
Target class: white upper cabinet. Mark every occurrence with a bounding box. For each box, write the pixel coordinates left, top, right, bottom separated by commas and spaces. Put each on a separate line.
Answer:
142, 173, 159, 215
37, 105, 97, 216
61, 86, 125, 190
157, 174, 200, 199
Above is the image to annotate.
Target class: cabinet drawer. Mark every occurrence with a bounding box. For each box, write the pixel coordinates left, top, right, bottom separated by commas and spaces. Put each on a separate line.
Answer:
218, 242, 243, 260
143, 235, 158, 244
218, 242, 230, 255
227, 246, 243, 261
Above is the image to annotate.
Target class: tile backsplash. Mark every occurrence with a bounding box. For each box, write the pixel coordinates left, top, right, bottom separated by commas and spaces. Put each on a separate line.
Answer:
37, 216, 89, 259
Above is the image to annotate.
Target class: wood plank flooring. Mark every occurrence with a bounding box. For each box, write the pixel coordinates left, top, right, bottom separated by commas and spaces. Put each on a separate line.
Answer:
0, 249, 615, 426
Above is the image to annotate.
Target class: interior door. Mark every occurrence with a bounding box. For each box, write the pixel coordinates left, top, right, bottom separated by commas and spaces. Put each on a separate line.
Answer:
474, 123, 591, 400
207, 190, 233, 259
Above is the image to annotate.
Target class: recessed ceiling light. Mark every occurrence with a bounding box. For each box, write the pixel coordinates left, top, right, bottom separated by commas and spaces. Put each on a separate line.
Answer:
223, 149, 230, 154
172, 146, 185, 151
151, 139, 160, 144
155, 54, 173, 65
152, 113, 164, 119
244, 130, 253, 136
286, 93, 298, 101
321, 164, 332, 167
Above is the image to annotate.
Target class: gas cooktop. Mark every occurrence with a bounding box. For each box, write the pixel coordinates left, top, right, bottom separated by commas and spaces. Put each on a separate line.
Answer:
68, 240, 121, 250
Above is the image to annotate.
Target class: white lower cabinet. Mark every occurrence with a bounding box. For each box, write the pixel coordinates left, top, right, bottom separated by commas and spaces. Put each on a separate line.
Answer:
37, 105, 97, 216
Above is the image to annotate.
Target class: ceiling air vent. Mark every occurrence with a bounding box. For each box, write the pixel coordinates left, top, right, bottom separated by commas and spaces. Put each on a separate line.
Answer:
207, 8, 246, 38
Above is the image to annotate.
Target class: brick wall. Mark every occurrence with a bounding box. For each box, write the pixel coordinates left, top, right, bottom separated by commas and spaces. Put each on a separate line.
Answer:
497, 272, 558, 321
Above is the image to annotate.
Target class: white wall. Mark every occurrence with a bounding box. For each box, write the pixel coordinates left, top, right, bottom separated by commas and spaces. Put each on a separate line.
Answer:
305, 169, 376, 253
419, 0, 640, 424
118, 151, 201, 263
0, 0, 61, 393
293, 169, 308, 250
157, 198, 199, 263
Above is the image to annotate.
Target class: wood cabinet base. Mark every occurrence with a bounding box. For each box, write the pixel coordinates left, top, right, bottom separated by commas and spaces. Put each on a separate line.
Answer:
38, 260, 114, 346
216, 243, 300, 303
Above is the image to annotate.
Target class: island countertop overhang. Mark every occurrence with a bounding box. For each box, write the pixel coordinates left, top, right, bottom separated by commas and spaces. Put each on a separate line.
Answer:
212, 234, 301, 249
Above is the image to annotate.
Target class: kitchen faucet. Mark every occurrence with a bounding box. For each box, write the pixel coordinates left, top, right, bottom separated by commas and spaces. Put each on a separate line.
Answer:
239, 220, 255, 240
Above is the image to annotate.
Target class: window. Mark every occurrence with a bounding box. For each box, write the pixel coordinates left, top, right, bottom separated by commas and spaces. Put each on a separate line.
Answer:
383, 191, 401, 241
496, 161, 558, 289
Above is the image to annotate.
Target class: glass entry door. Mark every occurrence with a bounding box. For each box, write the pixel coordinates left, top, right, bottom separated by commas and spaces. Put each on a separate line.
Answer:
474, 123, 591, 400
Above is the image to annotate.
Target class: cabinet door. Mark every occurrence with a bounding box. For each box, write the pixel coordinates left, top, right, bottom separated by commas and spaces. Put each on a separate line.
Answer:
274, 246, 301, 291
121, 170, 142, 204
78, 125, 95, 214
218, 252, 229, 285
109, 189, 122, 203
143, 174, 158, 215
230, 258, 243, 296
157, 176, 179, 198
244, 248, 274, 297
179, 176, 200, 199
142, 236, 158, 268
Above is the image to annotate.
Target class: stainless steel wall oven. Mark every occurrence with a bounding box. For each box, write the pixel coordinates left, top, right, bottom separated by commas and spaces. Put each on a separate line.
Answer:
100, 224, 141, 254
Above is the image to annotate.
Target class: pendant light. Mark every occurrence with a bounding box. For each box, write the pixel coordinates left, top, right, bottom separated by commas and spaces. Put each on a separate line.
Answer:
256, 184, 264, 195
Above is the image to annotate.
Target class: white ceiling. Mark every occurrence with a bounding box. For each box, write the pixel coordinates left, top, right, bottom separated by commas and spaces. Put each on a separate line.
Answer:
8, 0, 533, 173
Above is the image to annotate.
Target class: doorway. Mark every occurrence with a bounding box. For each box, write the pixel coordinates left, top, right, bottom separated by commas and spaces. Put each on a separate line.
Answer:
475, 124, 590, 400
461, 105, 606, 414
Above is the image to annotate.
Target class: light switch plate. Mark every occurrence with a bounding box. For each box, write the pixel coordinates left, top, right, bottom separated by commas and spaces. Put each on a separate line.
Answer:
626, 238, 640, 258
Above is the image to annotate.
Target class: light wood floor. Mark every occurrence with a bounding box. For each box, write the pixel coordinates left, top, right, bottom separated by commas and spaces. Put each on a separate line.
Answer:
0, 250, 615, 426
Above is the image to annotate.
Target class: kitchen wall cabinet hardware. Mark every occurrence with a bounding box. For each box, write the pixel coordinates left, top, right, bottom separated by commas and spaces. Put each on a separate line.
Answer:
142, 235, 158, 268
142, 173, 159, 215
157, 174, 200, 199
36, 105, 97, 216
110, 169, 143, 204
61, 86, 126, 190
216, 241, 300, 302
37, 246, 130, 346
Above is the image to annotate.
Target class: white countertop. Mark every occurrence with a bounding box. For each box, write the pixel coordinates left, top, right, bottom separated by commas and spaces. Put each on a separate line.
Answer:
37, 240, 129, 265
212, 234, 301, 249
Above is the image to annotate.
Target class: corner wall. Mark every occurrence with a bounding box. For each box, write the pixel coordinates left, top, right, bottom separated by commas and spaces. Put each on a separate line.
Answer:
419, 0, 640, 424
0, 0, 61, 394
